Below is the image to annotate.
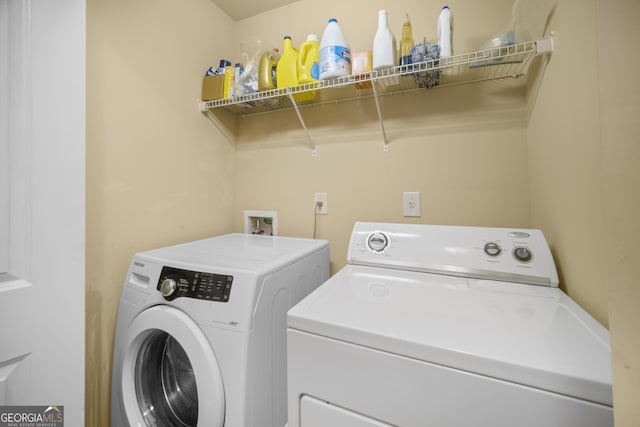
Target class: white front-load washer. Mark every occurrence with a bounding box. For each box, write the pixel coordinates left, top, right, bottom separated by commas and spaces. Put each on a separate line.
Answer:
287, 222, 613, 427
111, 233, 329, 427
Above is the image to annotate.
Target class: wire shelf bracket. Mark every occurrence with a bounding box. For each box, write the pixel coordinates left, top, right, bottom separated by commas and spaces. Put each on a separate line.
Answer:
371, 81, 389, 152
287, 88, 317, 156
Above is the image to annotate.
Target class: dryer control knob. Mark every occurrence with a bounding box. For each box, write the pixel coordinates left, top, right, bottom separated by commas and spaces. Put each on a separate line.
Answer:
160, 278, 178, 297
484, 242, 502, 257
513, 247, 533, 263
367, 232, 389, 253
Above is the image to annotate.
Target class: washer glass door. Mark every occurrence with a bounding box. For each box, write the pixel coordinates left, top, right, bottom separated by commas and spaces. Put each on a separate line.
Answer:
135, 330, 198, 426
120, 305, 225, 427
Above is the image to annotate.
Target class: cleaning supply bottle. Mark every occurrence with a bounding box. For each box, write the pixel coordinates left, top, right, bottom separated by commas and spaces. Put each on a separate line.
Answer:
399, 14, 414, 66
276, 36, 299, 89
372, 10, 397, 69
437, 5, 453, 58
319, 18, 351, 80
295, 34, 320, 102
258, 48, 280, 91
297, 34, 320, 83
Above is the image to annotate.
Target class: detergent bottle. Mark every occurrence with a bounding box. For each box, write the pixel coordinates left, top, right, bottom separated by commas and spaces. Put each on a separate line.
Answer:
276, 36, 299, 89
295, 34, 320, 102
372, 10, 397, 69
258, 48, 280, 91
297, 34, 320, 83
319, 18, 351, 80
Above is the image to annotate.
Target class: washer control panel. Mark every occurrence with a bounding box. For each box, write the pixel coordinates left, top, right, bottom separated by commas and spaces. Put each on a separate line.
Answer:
158, 266, 233, 302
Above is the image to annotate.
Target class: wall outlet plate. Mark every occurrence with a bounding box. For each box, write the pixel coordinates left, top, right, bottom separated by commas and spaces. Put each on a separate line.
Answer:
403, 192, 421, 217
314, 193, 328, 215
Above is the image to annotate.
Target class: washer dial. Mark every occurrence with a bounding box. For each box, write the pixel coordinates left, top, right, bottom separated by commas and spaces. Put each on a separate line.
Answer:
367, 232, 389, 253
484, 242, 502, 257
160, 278, 177, 297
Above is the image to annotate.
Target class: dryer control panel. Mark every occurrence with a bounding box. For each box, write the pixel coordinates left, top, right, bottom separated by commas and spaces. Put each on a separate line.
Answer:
347, 222, 559, 287
157, 266, 233, 302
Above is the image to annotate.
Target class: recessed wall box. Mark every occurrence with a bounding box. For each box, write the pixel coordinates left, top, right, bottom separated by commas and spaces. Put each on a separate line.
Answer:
244, 210, 278, 236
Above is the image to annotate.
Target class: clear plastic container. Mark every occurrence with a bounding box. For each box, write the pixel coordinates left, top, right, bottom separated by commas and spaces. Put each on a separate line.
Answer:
478, 0, 531, 59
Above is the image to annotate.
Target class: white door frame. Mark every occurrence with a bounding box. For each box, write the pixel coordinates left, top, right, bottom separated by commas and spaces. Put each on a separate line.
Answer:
0, 0, 85, 424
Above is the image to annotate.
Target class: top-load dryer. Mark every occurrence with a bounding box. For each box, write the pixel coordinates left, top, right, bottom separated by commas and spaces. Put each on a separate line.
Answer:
287, 222, 613, 427
111, 233, 329, 427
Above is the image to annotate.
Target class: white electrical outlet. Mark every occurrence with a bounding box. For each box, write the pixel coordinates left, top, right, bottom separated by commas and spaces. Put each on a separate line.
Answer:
403, 192, 421, 217
314, 192, 328, 215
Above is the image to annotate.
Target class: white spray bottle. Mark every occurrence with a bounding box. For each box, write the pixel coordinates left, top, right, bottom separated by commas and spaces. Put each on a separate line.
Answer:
437, 6, 453, 58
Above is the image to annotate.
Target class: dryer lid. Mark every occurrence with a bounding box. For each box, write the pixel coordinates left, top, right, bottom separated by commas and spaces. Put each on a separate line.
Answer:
287, 265, 613, 406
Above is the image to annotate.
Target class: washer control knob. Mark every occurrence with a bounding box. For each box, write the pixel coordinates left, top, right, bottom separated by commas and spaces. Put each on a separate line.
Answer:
367, 232, 389, 253
513, 247, 533, 263
160, 278, 177, 297
484, 242, 502, 257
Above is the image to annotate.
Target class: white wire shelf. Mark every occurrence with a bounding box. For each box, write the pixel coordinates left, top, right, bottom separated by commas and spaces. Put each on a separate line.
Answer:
199, 36, 553, 155
199, 37, 552, 116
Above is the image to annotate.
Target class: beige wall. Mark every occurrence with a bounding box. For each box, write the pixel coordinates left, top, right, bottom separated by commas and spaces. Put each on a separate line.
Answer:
233, 0, 514, 59
234, 0, 531, 273
526, 0, 608, 324
596, 0, 640, 425
86, 0, 639, 425
234, 85, 531, 273
86, 0, 237, 424
527, 0, 640, 424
